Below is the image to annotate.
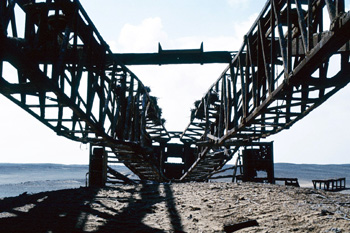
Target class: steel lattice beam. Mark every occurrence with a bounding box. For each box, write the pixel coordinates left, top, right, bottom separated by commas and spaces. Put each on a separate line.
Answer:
1, 0, 350, 182
0, 0, 170, 181
180, 0, 350, 181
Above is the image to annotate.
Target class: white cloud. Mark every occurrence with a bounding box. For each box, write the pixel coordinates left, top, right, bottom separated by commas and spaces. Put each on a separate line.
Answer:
0, 95, 88, 164
2, 1, 350, 166
114, 13, 262, 131
171, 35, 239, 51
117, 12, 350, 164
106, 40, 118, 53
204, 36, 239, 51
160, 11, 259, 52
233, 13, 259, 40
118, 17, 168, 53
203, 13, 259, 52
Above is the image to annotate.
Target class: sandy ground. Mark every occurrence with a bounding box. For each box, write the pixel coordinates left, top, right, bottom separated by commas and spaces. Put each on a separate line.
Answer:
0, 182, 349, 232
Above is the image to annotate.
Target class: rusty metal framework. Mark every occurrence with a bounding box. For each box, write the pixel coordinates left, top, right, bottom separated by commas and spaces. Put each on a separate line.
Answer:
1, 0, 350, 182
114, 43, 233, 65
0, 0, 169, 181
180, 0, 350, 180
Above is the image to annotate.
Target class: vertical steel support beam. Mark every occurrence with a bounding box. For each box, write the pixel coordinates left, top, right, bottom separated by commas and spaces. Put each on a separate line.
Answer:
307, 0, 313, 52
270, 0, 275, 93
325, 0, 336, 21
336, 0, 345, 16
89, 145, 107, 187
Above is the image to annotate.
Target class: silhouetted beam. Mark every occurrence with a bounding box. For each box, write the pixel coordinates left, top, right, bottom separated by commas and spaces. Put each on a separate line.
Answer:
113, 51, 233, 65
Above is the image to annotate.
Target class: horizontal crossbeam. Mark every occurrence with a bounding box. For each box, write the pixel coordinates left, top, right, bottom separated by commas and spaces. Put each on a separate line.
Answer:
113, 43, 233, 65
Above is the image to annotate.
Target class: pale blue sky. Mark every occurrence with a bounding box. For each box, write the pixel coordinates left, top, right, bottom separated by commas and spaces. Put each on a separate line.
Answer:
1, 0, 350, 165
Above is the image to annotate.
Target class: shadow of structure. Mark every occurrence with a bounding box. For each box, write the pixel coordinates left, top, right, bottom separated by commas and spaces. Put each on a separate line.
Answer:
164, 184, 183, 232
0, 187, 100, 232
97, 183, 184, 232
0, 184, 184, 232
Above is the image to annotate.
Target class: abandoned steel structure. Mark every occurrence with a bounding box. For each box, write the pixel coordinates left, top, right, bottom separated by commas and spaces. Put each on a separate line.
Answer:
1, 0, 350, 183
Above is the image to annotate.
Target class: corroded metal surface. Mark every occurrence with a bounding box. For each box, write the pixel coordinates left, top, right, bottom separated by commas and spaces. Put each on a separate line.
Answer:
180, 0, 350, 180
0, 0, 169, 181
1, 0, 350, 182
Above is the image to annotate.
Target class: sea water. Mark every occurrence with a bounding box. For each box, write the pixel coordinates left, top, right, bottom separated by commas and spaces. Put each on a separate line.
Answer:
0, 163, 137, 198
0, 163, 88, 198
0, 163, 349, 198
212, 163, 350, 194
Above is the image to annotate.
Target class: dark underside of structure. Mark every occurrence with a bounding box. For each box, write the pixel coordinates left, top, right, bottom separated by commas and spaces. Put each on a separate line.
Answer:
1, 0, 350, 185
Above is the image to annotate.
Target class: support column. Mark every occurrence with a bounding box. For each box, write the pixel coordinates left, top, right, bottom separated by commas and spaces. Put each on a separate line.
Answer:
241, 142, 275, 184
89, 145, 107, 187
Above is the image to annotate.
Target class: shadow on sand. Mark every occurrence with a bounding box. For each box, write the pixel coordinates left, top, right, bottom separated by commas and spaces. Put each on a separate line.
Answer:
0, 183, 184, 232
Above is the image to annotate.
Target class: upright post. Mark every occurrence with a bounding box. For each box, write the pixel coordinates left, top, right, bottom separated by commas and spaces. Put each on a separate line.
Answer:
89, 145, 107, 187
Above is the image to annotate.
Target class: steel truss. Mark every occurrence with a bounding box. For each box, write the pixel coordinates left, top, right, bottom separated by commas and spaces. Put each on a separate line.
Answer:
0, 0, 169, 181
1, 0, 350, 182
180, 0, 350, 181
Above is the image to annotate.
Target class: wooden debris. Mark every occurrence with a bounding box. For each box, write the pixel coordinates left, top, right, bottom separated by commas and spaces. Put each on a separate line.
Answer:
312, 178, 346, 191
223, 219, 259, 232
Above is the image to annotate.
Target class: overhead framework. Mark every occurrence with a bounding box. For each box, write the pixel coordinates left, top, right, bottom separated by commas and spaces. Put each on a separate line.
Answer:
114, 43, 234, 65
1, 0, 350, 183
0, 0, 170, 181
180, 0, 350, 180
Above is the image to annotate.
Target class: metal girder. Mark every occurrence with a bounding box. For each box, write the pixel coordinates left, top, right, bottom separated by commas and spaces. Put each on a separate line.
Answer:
180, 0, 350, 181
1, 0, 350, 182
0, 0, 170, 181
113, 43, 234, 65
